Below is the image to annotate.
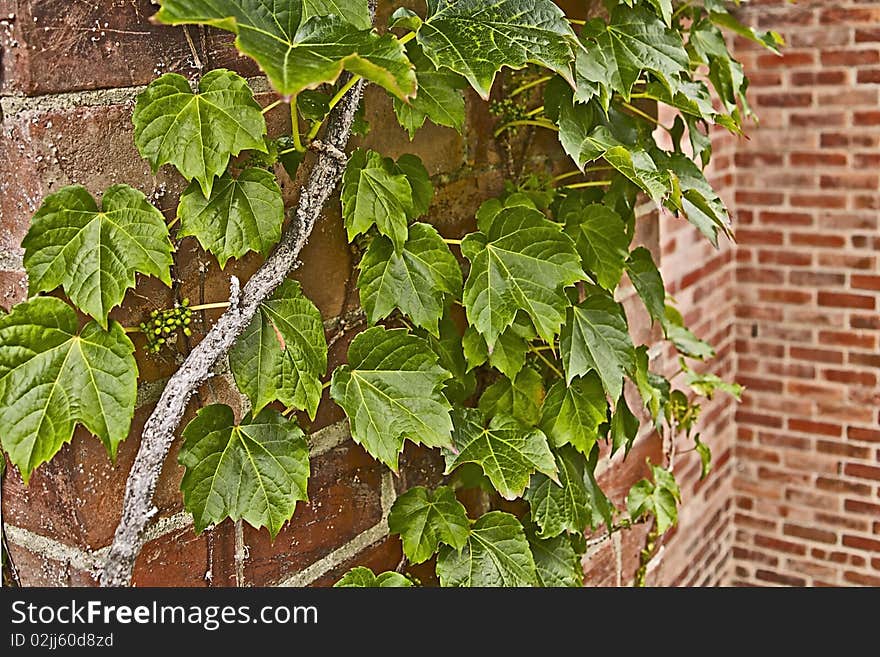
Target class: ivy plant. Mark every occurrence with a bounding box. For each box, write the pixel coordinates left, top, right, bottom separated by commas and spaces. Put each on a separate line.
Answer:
1, 0, 770, 587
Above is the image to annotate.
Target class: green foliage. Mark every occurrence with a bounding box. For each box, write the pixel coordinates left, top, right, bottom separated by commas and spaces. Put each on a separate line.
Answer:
330, 327, 453, 471
436, 511, 538, 587
357, 223, 461, 336
177, 168, 285, 268
133, 70, 267, 197
230, 280, 327, 420
388, 485, 470, 564
156, 1, 415, 99
445, 409, 556, 501
179, 405, 309, 537
335, 567, 414, 587
462, 203, 584, 349
23, 185, 173, 327
6, 0, 770, 586
417, 0, 580, 99
0, 298, 137, 483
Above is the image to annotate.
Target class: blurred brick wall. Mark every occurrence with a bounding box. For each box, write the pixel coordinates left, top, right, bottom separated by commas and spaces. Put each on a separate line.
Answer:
1, 0, 870, 588
728, 0, 880, 587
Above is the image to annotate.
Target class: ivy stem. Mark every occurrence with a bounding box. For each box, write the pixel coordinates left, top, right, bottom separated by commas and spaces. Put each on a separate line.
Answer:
672, 1, 692, 20
188, 301, 231, 312
619, 100, 672, 134
322, 379, 332, 390
524, 105, 544, 117
493, 119, 558, 138
167, 216, 180, 229
398, 31, 417, 46
261, 98, 283, 115
124, 326, 143, 334
529, 346, 563, 379
509, 75, 553, 98
564, 180, 612, 189
552, 166, 614, 184
443, 238, 463, 246
568, 18, 586, 26
290, 96, 305, 153
307, 75, 362, 140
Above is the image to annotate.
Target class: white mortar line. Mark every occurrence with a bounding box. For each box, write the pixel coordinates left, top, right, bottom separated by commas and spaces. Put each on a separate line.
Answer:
4, 525, 102, 571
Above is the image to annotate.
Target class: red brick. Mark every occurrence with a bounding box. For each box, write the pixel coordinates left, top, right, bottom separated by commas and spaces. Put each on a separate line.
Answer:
792, 70, 848, 86
843, 535, 880, 552
755, 92, 813, 107
843, 463, 880, 482
783, 524, 838, 545
821, 49, 880, 67
857, 69, 880, 84
844, 571, 880, 586
788, 419, 842, 437
819, 330, 876, 349
791, 194, 847, 209
791, 233, 846, 248
816, 477, 872, 496
852, 275, 880, 291
856, 28, 880, 43
789, 152, 847, 167
754, 534, 807, 556
821, 8, 880, 24
845, 500, 880, 518
854, 111, 880, 126
823, 369, 876, 387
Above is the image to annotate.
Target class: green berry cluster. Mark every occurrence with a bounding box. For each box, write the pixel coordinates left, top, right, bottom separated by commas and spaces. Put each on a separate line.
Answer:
139, 299, 193, 354
489, 97, 529, 126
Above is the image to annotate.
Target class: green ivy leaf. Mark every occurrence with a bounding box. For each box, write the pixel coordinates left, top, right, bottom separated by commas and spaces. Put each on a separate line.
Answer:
626, 247, 666, 327
462, 313, 535, 381
694, 434, 712, 480
584, 445, 614, 531
23, 185, 173, 328
657, 150, 732, 247
560, 292, 635, 401
526, 446, 591, 538
709, 10, 783, 54
418, 0, 580, 100
664, 304, 714, 359
610, 394, 640, 457
445, 409, 556, 500
388, 485, 470, 564
394, 42, 467, 138
626, 463, 681, 534
578, 6, 689, 100
177, 168, 284, 268
179, 405, 309, 537
133, 70, 266, 197
342, 150, 429, 252
395, 154, 433, 218
229, 280, 327, 420
334, 567, 414, 587
155, 2, 416, 100
421, 315, 475, 404
461, 204, 584, 350
330, 327, 453, 471
437, 511, 538, 587
561, 198, 629, 291
357, 223, 461, 336
527, 529, 584, 588
633, 346, 667, 423
684, 369, 743, 401
478, 368, 545, 427
540, 374, 607, 455
0, 297, 136, 484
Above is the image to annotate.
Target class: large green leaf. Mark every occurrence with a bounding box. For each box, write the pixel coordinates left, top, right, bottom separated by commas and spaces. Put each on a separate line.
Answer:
561, 198, 629, 291
179, 405, 309, 537
418, 0, 580, 100
478, 367, 545, 427
0, 297, 137, 484
334, 567, 414, 587
421, 315, 475, 404
341, 150, 431, 252
540, 374, 607, 455
394, 42, 467, 138
330, 327, 453, 471
437, 511, 538, 587
462, 204, 584, 350
578, 6, 689, 100
155, 2, 416, 99
656, 150, 732, 247
357, 223, 461, 336
626, 463, 681, 534
445, 409, 556, 500
527, 529, 584, 587
462, 313, 535, 381
229, 280, 327, 419
22, 185, 173, 328
610, 394, 640, 457
388, 485, 470, 564
177, 168, 284, 268
526, 446, 591, 538
133, 70, 267, 197
560, 293, 635, 401
626, 246, 666, 327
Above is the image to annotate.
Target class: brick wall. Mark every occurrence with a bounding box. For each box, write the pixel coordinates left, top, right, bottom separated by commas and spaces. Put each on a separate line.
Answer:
1, 0, 876, 587
728, 0, 880, 587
